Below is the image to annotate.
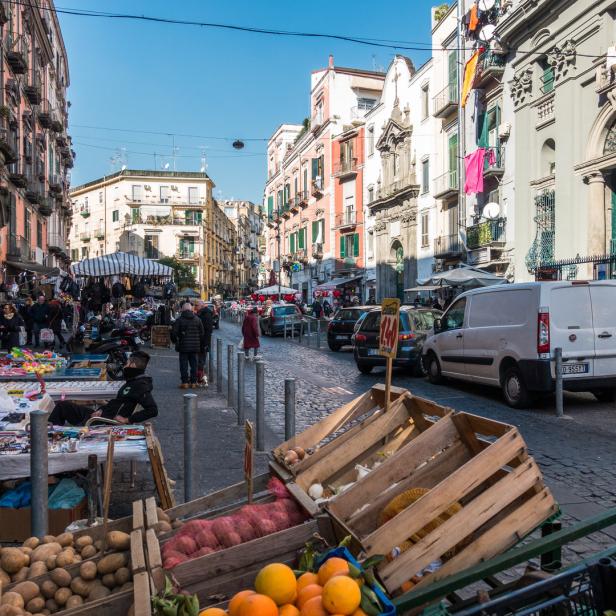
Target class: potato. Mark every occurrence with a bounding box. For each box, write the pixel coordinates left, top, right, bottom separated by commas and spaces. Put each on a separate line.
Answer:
153, 521, 172, 534
79, 562, 97, 582
40, 580, 58, 600
55, 534, 73, 548
101, 573, 115, 589
65, 595, 83, 609
41, 611, 50, 616
48, 569, 71, 588
1, 548, 29, 573
171, 520, 183, 529
69, 577, 94, 598
0, 606, 23, 616
42, 536, 56, 545
45, 599, 58, 613
0, 570, 10, 587
80, 545, 97, 560
25, 598, 45, 614
30, 544, 61, 565
96, 553, 127, 575
120, 582, 133, 592
93, 540, 103, 552
27, 562, 47, 579
44, 556, 56, 571
105, 532, 130, 551
12, 581, 40, 603
87, 585, 110, 602
114, 567, 131, 587
54, 550, 74, 568
20, 547, 32, 558
73, 554, 82, 563
1, 593, 24, 608
53, 588, 71, 607
11, 568, 29, 583
156, 507, 170, 523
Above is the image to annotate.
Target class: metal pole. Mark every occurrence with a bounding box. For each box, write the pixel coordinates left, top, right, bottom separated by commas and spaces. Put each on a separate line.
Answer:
30, 409, 48, 537
208, 344, 214, 382
316, 319, 321, 349
284, 378, 296, 441
183, 393, 197, 502
227, 343, 235, 408
555, 347, 564, 418
283, 315, 287, 340
216, 337, 223, 393
237, 350, 245, 426
256, 360, 265, 451
87, 454, 98, 525
306, 319, 311, 347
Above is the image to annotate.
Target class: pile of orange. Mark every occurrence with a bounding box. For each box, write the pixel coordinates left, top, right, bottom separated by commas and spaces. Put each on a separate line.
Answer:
199, 558, 366, 616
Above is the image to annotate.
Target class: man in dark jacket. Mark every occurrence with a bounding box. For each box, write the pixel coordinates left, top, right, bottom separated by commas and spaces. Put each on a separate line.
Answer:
171, 302, 204, 389
48, 351, 158, 426
30, 295, 50, 347
196, 302, 214, 384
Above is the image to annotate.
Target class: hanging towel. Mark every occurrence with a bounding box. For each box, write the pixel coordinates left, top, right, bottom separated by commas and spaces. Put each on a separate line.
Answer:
487, 148, 497, 166
461, 48, 484, 108
464, 148, 487, 195
469, 3, 479, 31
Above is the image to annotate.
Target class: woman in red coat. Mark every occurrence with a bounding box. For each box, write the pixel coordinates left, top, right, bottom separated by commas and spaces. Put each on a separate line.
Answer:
242, 307, 260, 359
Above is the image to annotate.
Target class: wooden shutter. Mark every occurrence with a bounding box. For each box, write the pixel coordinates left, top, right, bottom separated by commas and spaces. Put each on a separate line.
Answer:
299, 228, 305, 250
340, 234, 346, 258
448, 133, 459, 172
353, 233, 360, 257
290, 233, 295, 253
477, 111, 489, 148
267, 195, 274, 218
312, 221, 318, 243
448, 50, 458, 93
303, 169, 308, 195
311, 158, 319, 179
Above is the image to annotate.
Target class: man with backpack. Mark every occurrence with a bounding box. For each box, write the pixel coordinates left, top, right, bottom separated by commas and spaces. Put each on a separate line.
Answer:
171, 302, 204, 389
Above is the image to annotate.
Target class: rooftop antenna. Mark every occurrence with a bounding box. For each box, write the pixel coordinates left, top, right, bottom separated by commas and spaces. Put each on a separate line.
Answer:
200, 147, 208, 173
171, 135, 179, 171
372, 54, 377, 71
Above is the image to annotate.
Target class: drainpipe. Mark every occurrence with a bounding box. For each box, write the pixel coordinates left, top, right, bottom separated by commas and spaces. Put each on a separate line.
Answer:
457, 0, 466, 260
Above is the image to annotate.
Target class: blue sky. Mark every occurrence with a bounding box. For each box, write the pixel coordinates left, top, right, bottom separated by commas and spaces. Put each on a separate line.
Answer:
60, 1, 436, 202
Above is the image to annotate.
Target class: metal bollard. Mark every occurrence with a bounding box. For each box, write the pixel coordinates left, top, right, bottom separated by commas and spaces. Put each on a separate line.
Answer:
256, 360, 265, 451
227, 344, 235, 408
237, 351, 245, 426
283, 316, 287, 340
306, 320, 311, 347
298, 320, 303, 344
316, 320, 321, 349
183, 393, 197, 502
216, 338, 223, 393
208, 346, 214, 381
284, 378, 296, 441
555, 347, 564, 418
30, 410, 48, 537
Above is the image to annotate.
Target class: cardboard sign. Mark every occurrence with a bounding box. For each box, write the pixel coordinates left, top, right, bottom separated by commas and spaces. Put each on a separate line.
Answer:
379, 298, 401, 358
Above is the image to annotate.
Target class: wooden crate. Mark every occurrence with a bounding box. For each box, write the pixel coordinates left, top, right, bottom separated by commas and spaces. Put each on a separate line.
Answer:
151, 326, 171, 349
327, 411, 558, 595
271, 385, 449, 497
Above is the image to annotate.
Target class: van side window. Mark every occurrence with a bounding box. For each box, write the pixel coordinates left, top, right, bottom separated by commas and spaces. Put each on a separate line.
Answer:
443, 298, 467, 330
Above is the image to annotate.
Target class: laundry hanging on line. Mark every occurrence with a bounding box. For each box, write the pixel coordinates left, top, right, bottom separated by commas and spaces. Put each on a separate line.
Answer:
461, 48, 484, 108
464, 148, 487, 195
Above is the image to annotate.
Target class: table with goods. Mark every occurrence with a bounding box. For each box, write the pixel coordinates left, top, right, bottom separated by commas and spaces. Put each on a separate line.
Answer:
0, 349, 105, 382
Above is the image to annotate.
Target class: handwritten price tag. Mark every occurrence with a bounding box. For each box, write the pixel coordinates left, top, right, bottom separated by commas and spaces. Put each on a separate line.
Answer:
379, 298, 401, 358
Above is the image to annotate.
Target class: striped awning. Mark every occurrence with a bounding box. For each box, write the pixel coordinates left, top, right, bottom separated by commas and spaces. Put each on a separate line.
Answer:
71, 252, 173, 278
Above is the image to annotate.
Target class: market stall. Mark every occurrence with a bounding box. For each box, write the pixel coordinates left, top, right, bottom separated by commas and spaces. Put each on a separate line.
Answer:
71, 252, 173, 279
0, 380, 122, 401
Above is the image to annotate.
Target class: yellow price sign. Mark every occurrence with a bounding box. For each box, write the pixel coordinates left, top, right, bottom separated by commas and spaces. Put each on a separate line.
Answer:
379, 298, 401, 358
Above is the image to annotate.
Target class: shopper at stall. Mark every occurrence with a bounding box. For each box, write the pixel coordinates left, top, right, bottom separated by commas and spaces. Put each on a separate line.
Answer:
171, 302, 204, 389
48, 351, 158, 426
30, 295, 50, 348
241, 306, 260, 360
19, 297, 34, 345
0, 303, 24, 350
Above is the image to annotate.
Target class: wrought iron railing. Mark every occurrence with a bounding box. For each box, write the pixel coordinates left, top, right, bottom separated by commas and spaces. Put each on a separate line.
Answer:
466, 217, 506, 249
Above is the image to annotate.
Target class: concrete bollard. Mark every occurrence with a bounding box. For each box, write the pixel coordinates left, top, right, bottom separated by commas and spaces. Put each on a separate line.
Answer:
256, 360, 265, 451
30, 410, 49, 537
216, 338, 223, 393
227, 343, 235, 408
284, 378, 296, 441
183, 394, 197, 502
237, 351, 245, 426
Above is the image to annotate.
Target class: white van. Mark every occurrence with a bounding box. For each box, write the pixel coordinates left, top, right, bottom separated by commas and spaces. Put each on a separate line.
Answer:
421, 281, 616, 408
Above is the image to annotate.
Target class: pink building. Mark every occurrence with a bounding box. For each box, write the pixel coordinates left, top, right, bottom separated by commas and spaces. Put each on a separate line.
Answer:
264, 56, 384, 302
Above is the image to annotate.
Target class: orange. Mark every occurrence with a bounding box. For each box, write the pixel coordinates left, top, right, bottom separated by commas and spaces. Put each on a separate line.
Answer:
255, 563, 298, 606
317, 558, 350, 586
229, 591, 256, 616
322, 576, 361, 615
279, 605, 300, 616
297, 572, 319, 593
351, 610, 369, 616
299, 596, 328, 616
238, 594, 279, 616
200, 610, 227, 616
296, 585, 323, 609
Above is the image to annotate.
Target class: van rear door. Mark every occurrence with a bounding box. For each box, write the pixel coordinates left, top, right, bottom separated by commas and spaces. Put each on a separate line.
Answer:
589, 283, 616, 378
549, 285, 594, 379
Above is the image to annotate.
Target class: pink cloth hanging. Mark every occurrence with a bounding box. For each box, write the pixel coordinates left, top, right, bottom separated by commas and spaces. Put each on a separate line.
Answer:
464, 148, 486, 195
487, 147, 496, 166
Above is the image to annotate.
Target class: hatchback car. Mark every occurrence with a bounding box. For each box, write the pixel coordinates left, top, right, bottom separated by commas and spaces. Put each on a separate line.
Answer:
327, 306, 376, 351
259, 304, 303, 336
353, 307, 441, 375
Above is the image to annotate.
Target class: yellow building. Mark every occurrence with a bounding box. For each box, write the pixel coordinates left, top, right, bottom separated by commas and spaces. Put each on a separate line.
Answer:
205, 200, 237, 298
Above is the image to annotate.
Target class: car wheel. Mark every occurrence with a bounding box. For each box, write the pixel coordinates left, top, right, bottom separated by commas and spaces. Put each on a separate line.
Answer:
502, 366, 531, 409
593, 389, 616, 403
328, 342, 342, 352
356, 362, 373, 374
426, 353, 443, 384
411, 354, 427, 378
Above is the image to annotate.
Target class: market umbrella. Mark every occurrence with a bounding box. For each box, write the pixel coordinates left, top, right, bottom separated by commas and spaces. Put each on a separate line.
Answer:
71, 252, 173, 278
178, 287, 200, 298
255, 284, 297, 296
417, 265, 506, 288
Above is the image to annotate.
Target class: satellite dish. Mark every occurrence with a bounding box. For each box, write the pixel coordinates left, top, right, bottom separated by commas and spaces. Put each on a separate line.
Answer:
120, 164, 127, 171
479, 24, 496, 42
482, 202, 500, 219
478, 0, 496, 10
163, 163, 170, 170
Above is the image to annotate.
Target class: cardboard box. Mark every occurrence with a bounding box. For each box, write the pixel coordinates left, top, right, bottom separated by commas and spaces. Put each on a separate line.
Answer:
0, 498, 87, 542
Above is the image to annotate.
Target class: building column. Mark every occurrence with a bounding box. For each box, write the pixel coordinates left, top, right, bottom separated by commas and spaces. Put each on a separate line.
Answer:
585, 171, 607, 255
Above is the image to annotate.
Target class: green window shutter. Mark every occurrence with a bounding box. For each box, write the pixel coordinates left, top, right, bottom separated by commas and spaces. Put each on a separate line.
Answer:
448, 50, 458, 96
477, 111, 489, 148
312, 221, 318, 242
340, 235, 346, 258
277, 190, 282, 208
311, 158, 318, 179
303, 169, 308, 194
290, 233, 295, 253
299, 228, 305, 250
448, 133, 459, 172
353, 233, 359, 257
267, 196, 273, 218
319, 155, 324, 176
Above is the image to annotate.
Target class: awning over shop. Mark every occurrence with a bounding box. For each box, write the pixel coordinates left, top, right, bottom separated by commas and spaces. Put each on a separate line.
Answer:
71, 252, 173, 278
404, 285, 450, 292
417, 265, 505, 288
314, 276, 362, 292
255, 285, 298, 296
178, 287, 200, 298
5, 261, 59, 275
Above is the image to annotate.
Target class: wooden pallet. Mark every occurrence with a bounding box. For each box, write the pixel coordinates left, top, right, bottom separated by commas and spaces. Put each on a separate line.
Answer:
145, 423, 176, 510
150, 326, 171, 349
327, 411, 558, 595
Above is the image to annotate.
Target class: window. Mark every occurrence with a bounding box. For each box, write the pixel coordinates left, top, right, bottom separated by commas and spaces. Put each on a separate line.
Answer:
311, 155, 324, 188
314, 98, 323, 125
24, 209, 31, 242
144, 234, 159, 259
36, 221, 42, 248
294, 177, 298, 197
340, 233, 360, 258
160, 185, 170, 203
267, 195, 274, 219
81, 246, 89, 259
367, 125, 374, 156
421, 211, 429, 248
539, 57, 554, 94
73, 223, 78, 235
112, 210, 119, 222
303, 168, 308, 197
448, 49, 458, 98
298, 227, 306, 250
357, 97, 376, 110
188, 187, 199, 204
368, 186, 374, 203
179, 237, 195, 256
367, 231, 374, 258
131, 208, 140, 223
98, 191, 103, 204
311, 219, 324, 244
361, 311, 381, 332
448, 132, 458, 175
71, 248, 78, 261
443, 297, 466, 330
421, 84, 429, 120
131, 185, 143, 202
185, 210, 202, 225
289, 233, 296, 254
284, 183, 290, 206
421, 159, 430, 194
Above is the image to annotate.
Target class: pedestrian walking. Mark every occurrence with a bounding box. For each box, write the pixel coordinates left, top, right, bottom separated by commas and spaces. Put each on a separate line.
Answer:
312, 299, 323, 319
322, 299, 333, 317
241, 306, 260, 360
171, 302, 204, 389
30, 294, 50, 348
48, 300, 66, 351
0, 303, 24, 350
19, 297, 33, 345
196, 301, 214, 385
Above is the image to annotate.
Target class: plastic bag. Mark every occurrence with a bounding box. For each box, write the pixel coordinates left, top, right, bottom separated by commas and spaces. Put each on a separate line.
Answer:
48, 478, 85, 510
40, 328, 54, 343
18, 326, 26, 346
238, 338, 244, 350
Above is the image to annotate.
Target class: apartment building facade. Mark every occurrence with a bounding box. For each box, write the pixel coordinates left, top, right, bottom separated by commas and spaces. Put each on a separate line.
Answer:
205, 200, 237, 298
0, 0, 72, 275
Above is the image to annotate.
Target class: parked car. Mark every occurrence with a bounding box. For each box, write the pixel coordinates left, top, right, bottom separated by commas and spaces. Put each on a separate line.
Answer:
204, 302, 220, 329
352, 306, 441, 375
259, 304, 303, 336
421, 281, 616, 408
327, 306, 376, 351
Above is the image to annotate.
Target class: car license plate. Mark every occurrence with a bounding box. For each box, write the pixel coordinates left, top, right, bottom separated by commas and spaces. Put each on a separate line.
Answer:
562, 363, 589, 375
367, 349, 380, 356
336, 335, 348, 340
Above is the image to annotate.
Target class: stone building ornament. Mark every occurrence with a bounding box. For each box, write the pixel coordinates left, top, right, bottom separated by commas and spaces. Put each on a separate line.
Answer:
401, 210, 417, 224
548, 39, 577, 82
604, 121, 616, 154
373, 221, 387, 232
509, 69, 533, 107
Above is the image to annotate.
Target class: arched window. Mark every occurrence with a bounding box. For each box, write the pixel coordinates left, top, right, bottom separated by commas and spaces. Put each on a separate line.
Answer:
604, 121, 616, 154
540, 139, 556, 176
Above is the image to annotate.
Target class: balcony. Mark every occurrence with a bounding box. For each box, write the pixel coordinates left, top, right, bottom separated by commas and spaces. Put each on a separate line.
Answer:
25, 172, 44, 204
289, 194, 301, 213
24, 74, 41, 105
80, 209, 90, 218
50, 109, 63, 133
47, 232, 65, 253
56, 132, 68, 148
535, 93, 554, 128
94, 228, 105, 240
312, 242, 323, 259
7, 234, 29, 259
473, 51, 507, 89
466, 217, 506, 250
432, 83, 458, 118
8, 160, 27, 188
177, 251, 197, 261
484, 147, 505, 179
6, 35, 29, 74
434, 234, 463, 258
38, 197, 53, 217
80, 232, 91, 242
432, 169, 458, 199
293, 249, 308, 263
37, 99, 51, 128
333, 157, 358, 179
297, 189, 308, 207
336, 209, 357, 229
0, 125, 18, 163
48, 173, 62, 194
311, 178, 324, 198
36, 157, 45, 180
280, 203, 291, 219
